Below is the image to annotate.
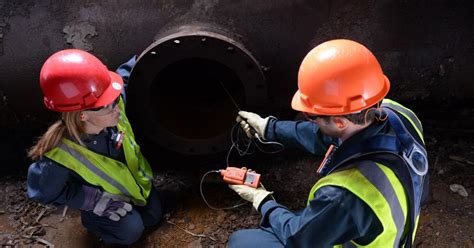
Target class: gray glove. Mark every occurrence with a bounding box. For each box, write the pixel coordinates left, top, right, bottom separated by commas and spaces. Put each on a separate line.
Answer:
236, 111, 271, 139
81, 185, 133, 221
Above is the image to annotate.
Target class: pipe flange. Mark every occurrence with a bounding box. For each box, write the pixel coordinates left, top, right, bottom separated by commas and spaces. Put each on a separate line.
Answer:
128, 30, 266, 155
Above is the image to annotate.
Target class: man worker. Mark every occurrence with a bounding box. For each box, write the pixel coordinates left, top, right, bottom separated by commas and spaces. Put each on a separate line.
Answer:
228, 39, 429, 247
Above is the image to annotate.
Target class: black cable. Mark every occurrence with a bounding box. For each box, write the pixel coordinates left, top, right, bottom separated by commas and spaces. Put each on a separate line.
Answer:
200, 123, 284, 210
199, 170, 248, 210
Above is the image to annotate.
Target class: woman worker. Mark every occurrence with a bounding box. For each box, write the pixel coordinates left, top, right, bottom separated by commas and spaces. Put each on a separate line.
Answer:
27, 49, 162, 245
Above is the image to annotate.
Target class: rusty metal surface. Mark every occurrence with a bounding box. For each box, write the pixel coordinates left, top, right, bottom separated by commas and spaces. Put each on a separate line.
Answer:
0, 1, 473, 118
0, 0, 473, 157
128, 26, 265, 154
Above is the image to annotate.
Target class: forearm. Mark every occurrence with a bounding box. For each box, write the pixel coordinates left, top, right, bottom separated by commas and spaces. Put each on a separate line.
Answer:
27, 161, 85, 209
265, 119, 335, 155
258, 186, 377, 247
115, 55, 138, 104
259, 200, 302, 245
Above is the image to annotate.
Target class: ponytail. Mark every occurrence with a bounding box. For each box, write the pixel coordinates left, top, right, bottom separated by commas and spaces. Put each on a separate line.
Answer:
28, 112, 84, 160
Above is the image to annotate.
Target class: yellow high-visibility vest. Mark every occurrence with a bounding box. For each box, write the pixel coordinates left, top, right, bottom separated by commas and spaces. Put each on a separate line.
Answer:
307, 99, 426, 247
45, 98, 153, 206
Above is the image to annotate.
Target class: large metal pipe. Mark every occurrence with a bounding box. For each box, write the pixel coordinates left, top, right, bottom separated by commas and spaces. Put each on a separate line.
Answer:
0, 1, 473, 159
127, 25, 266, 154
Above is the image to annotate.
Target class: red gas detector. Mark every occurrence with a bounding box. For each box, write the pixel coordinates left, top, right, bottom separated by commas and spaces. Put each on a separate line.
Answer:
220, 167, 261, 188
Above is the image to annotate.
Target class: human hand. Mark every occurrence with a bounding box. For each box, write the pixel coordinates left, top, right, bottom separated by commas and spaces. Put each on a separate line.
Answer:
236, 111, 270, 139
81, 186, 133, 221
228, 184, 273, 210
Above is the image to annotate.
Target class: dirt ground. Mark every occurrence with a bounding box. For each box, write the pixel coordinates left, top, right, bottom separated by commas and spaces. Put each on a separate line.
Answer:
0, 113, 473, 248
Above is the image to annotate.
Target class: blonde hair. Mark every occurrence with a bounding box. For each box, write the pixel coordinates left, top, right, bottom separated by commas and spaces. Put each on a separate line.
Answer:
28, 112, 85, 160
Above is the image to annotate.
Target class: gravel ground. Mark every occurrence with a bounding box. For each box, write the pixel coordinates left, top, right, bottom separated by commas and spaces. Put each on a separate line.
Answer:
0, 114, 473, 247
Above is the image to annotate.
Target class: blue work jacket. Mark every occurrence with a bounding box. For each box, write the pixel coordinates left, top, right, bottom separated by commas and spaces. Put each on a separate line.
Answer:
27, 56, 137, 210
259, 119, 387, 247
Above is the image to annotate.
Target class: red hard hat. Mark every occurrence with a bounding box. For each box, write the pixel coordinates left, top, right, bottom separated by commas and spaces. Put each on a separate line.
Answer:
291, 39, 390, 115
40, 49, 123, 112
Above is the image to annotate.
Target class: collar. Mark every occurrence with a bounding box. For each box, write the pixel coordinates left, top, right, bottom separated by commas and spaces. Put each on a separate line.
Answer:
317, 120, 392, 176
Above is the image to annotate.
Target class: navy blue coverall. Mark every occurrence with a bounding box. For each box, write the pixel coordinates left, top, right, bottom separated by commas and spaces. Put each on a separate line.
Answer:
27, 56, 162, 245
227, 119, 387, 248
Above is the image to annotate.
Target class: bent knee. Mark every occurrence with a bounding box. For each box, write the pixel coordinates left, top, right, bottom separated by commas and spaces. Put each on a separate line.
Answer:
227, 229, 283, 248
102, 213, 145, 245
116, 219, 144, 245
227, 230, 251, 248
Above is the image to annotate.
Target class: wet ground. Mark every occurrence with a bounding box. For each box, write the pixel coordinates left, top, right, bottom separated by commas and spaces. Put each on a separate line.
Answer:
0, 113, 473, 247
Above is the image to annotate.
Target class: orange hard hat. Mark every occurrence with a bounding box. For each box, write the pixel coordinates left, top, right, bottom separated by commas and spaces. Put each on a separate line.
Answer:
291, 39, 390, 115
40, 49, 123, 112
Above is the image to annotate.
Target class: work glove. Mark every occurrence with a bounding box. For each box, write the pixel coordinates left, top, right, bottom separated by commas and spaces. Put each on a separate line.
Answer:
236, 111, 271, 139
80, 185, 133, 221
228, 184, 273, 210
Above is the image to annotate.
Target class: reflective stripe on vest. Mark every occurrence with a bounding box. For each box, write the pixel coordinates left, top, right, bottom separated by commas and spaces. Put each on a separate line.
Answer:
46, 138, 148, 205
45, 97, 153, 206
382, 99, 424, 144
57, 142, 135, 198
116, 98, 154, 185
307, 161, 408, 247
382, 100, 427, 247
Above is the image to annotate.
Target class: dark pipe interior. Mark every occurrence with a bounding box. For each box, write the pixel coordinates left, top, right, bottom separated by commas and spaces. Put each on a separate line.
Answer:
151, 58, 245, 140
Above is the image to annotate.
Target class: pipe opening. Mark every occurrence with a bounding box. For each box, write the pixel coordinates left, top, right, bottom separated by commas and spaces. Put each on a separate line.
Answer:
128, 29, 266, 155
151, 58, 244, 140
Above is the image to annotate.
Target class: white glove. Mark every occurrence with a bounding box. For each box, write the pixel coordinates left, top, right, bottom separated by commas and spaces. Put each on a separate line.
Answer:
236, 111, 270, 139
229, 184, 273, 210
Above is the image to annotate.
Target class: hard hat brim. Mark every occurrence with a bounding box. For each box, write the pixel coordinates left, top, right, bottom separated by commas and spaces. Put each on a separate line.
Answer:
89, 71, 124, 108
291, 75, 390, 116
291, 90, 316, 114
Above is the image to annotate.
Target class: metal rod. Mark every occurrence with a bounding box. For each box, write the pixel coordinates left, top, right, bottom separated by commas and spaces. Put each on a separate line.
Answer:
217, 80, 241, 111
